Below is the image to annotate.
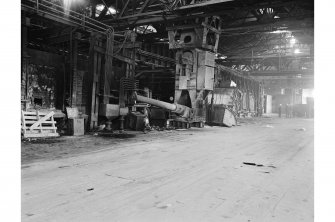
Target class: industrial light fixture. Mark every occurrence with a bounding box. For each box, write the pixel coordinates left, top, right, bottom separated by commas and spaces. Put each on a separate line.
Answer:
95, 4, 116, 15
106, 7, 117, 15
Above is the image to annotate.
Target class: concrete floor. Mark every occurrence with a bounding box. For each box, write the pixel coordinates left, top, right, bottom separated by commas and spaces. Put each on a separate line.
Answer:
22, 117, 313, 222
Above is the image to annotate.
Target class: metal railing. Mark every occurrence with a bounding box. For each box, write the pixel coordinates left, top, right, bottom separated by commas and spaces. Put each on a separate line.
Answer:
21, 0, 110, 34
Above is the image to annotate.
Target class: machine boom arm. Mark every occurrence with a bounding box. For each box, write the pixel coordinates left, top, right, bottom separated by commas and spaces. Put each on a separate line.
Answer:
133, 93, 193, 118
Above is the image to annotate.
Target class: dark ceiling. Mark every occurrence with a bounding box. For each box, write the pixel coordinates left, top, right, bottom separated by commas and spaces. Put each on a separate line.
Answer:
22, 0, 314, 85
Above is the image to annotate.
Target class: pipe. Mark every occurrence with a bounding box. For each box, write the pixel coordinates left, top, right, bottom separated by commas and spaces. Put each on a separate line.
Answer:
133, 93, 193, 118
135, 94, 177, 111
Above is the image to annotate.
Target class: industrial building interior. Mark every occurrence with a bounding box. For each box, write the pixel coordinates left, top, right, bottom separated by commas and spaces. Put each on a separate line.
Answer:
15, 0, 319, 221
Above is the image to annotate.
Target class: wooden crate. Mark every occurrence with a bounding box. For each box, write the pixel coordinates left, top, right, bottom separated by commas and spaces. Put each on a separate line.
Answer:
67, 118, 85, 136
21, 110, 59, 138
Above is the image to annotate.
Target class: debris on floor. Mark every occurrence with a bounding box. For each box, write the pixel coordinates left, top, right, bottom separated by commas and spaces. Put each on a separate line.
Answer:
295, 128, 306, 131
243, 162, 278, 170
156, 203, 172, 209
243, 162, 264, 167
